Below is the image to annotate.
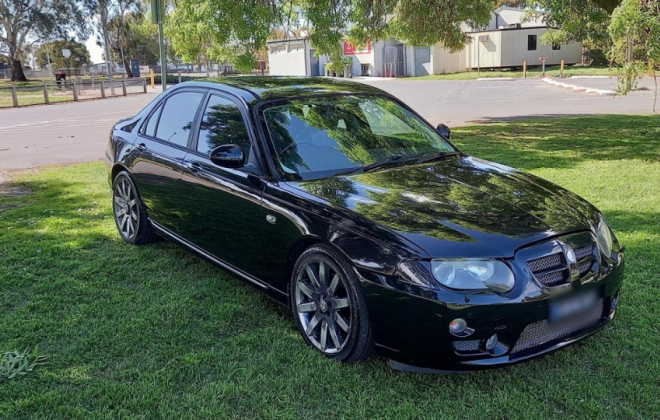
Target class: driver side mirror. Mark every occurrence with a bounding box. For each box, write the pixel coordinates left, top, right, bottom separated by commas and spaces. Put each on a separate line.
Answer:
437, 124, 451, 139
209, 144, 245, 168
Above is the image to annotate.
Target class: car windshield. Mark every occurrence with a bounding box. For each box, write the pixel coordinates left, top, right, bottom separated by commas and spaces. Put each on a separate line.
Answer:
263, 95, 456, 180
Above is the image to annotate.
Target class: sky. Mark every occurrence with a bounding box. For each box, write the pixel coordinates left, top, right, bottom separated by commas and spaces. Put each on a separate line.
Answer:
85, 34, 104, 64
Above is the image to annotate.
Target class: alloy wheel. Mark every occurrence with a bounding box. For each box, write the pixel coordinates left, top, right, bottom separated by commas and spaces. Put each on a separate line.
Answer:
113, 177, 139, 240
295, 259, 352, 354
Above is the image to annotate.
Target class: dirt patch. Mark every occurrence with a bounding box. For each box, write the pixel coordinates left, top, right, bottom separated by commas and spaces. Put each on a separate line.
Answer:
0, 170, 34, 211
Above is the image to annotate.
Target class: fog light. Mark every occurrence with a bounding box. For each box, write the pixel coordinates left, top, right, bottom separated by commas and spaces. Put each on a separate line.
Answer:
449, 318, 467, 336
485, 333, 498, 350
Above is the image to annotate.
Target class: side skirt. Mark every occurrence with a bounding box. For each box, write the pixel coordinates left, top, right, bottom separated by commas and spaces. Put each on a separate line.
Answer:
150, 220, 289, 305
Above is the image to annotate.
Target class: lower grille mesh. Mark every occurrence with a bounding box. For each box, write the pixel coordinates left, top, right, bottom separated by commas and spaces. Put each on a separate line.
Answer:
453, 340, 481, 352
511, 298, 604, 355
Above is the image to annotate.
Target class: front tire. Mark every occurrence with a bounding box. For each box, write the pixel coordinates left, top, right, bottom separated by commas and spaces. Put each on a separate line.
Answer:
291, 244, 374, 363
112, 171, 158, 245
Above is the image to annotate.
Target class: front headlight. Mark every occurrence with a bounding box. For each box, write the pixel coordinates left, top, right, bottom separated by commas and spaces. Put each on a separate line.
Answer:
430, 259, 515, 293
596, 216, 613, 257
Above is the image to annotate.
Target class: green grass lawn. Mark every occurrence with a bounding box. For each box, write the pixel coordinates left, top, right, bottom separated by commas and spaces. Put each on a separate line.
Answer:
409, 65, 615, 80
1, 115, 659, 419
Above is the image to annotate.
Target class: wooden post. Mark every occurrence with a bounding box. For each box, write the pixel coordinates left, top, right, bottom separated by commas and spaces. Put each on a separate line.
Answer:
43, 81, 49, 104
72, 81, 78, 101
100, 81, 106, 98
523, 61, 527, 78
92, 75, 95, 91
121, 77, 127, 96
11, 83, 18, 107
150, 69, 155, 89
560, 60, 565, 77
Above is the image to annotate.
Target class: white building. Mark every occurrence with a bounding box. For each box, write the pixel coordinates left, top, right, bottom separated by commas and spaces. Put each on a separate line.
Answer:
267, 7, 583, 77
267, 38, 320, 76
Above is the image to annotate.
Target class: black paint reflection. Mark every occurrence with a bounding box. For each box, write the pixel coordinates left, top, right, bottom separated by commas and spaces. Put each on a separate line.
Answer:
293, 156, 599, 257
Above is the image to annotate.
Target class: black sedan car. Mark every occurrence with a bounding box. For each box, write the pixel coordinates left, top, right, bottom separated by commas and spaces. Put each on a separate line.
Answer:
105, 77, 624, 372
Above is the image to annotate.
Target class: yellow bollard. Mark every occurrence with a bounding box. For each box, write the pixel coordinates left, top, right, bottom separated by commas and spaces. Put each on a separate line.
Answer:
523, 61, 527, 78
150, 69, 155, 89
560, 60, 565, 78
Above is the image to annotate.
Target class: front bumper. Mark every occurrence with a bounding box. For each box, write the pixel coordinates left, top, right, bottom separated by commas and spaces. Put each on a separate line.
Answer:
364, 249, 624, 372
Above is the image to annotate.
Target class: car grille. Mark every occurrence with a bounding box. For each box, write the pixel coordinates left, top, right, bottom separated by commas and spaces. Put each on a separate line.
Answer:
527, 253, 569, 287
527, 242, 597, 287
575, 243, 596, 261
511, 298, 604, 355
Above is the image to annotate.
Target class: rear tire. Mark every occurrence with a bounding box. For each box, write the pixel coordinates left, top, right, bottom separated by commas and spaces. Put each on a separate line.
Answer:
112, 171, 159, 245
290, 244, 374, 363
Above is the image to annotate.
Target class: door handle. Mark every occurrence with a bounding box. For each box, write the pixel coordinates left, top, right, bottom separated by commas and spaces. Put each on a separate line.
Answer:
184, 161, 201, 173
136, 143, 147, 152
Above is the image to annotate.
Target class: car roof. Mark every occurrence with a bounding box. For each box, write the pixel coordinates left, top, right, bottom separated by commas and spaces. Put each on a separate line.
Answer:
179, 76, 386, 103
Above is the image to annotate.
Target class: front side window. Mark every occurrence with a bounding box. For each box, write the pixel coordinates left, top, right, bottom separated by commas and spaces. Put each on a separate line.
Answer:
155, 91, 204, 147
197, 95, 251, 156
263, 95, 456, 180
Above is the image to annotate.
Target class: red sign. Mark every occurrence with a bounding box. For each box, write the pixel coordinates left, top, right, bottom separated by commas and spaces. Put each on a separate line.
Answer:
343, 40, 371, 55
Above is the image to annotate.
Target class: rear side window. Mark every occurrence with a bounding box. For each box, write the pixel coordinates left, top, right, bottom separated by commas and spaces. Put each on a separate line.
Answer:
197, 95, 251, 155
155, 92, 205, 147
144, 104, 162, 137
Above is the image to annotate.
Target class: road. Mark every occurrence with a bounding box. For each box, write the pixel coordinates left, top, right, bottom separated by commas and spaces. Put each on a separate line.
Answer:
0, 79, 656, 171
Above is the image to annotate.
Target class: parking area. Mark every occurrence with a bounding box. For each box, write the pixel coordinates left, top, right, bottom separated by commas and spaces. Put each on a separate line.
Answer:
358, 78, 657, 126
0, 77, 656, 172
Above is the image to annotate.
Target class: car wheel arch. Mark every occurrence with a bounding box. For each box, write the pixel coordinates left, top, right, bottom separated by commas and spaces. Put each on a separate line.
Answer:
111, 163, 131, 183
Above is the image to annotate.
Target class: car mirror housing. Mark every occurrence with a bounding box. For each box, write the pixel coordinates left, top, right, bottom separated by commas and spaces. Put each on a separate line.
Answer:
437, 124, 451, 139
209, 144, 245, 168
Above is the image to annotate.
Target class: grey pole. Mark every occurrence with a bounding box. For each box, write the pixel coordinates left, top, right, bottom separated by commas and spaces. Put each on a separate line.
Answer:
158, 21, 167, 90
100, 81, 106, 98
143, 77, 147, 93
122, 76, 127, 96
72, 81, 78, 101
43, 81, 49, 104
11, 83, 18, 107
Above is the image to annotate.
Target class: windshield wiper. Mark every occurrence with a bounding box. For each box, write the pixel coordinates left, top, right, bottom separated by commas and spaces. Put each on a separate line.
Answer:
334, 153, 426, 177
415, 151, 461, 165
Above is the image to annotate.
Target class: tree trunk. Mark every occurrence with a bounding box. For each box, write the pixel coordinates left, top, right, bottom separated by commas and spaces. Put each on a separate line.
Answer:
11, 58, 27, 82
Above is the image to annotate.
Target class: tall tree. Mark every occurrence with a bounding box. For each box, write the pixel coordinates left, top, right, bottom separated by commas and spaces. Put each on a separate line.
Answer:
166, 0, 495, 74
35, 40, 92, 69
0, 0, 89, 81
120, 13, 160, 67
84, 0, 139, 78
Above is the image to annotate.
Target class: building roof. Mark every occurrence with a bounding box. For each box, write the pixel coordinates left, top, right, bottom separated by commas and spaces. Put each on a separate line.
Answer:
266, 38, 309, 45
190, 76, 384, 102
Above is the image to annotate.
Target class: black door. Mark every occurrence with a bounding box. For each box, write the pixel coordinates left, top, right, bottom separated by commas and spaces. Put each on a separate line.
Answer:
178, 93, 266, 275
132, 90, 206, 231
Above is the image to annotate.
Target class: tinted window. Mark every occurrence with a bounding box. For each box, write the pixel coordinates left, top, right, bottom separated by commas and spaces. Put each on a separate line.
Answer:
528, 35, 537, 51
197, 95, 251, 156
156, 92, 204, 147
264, 95, 454, 179
552, 43, 561, 51
144, 104, 162, 137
